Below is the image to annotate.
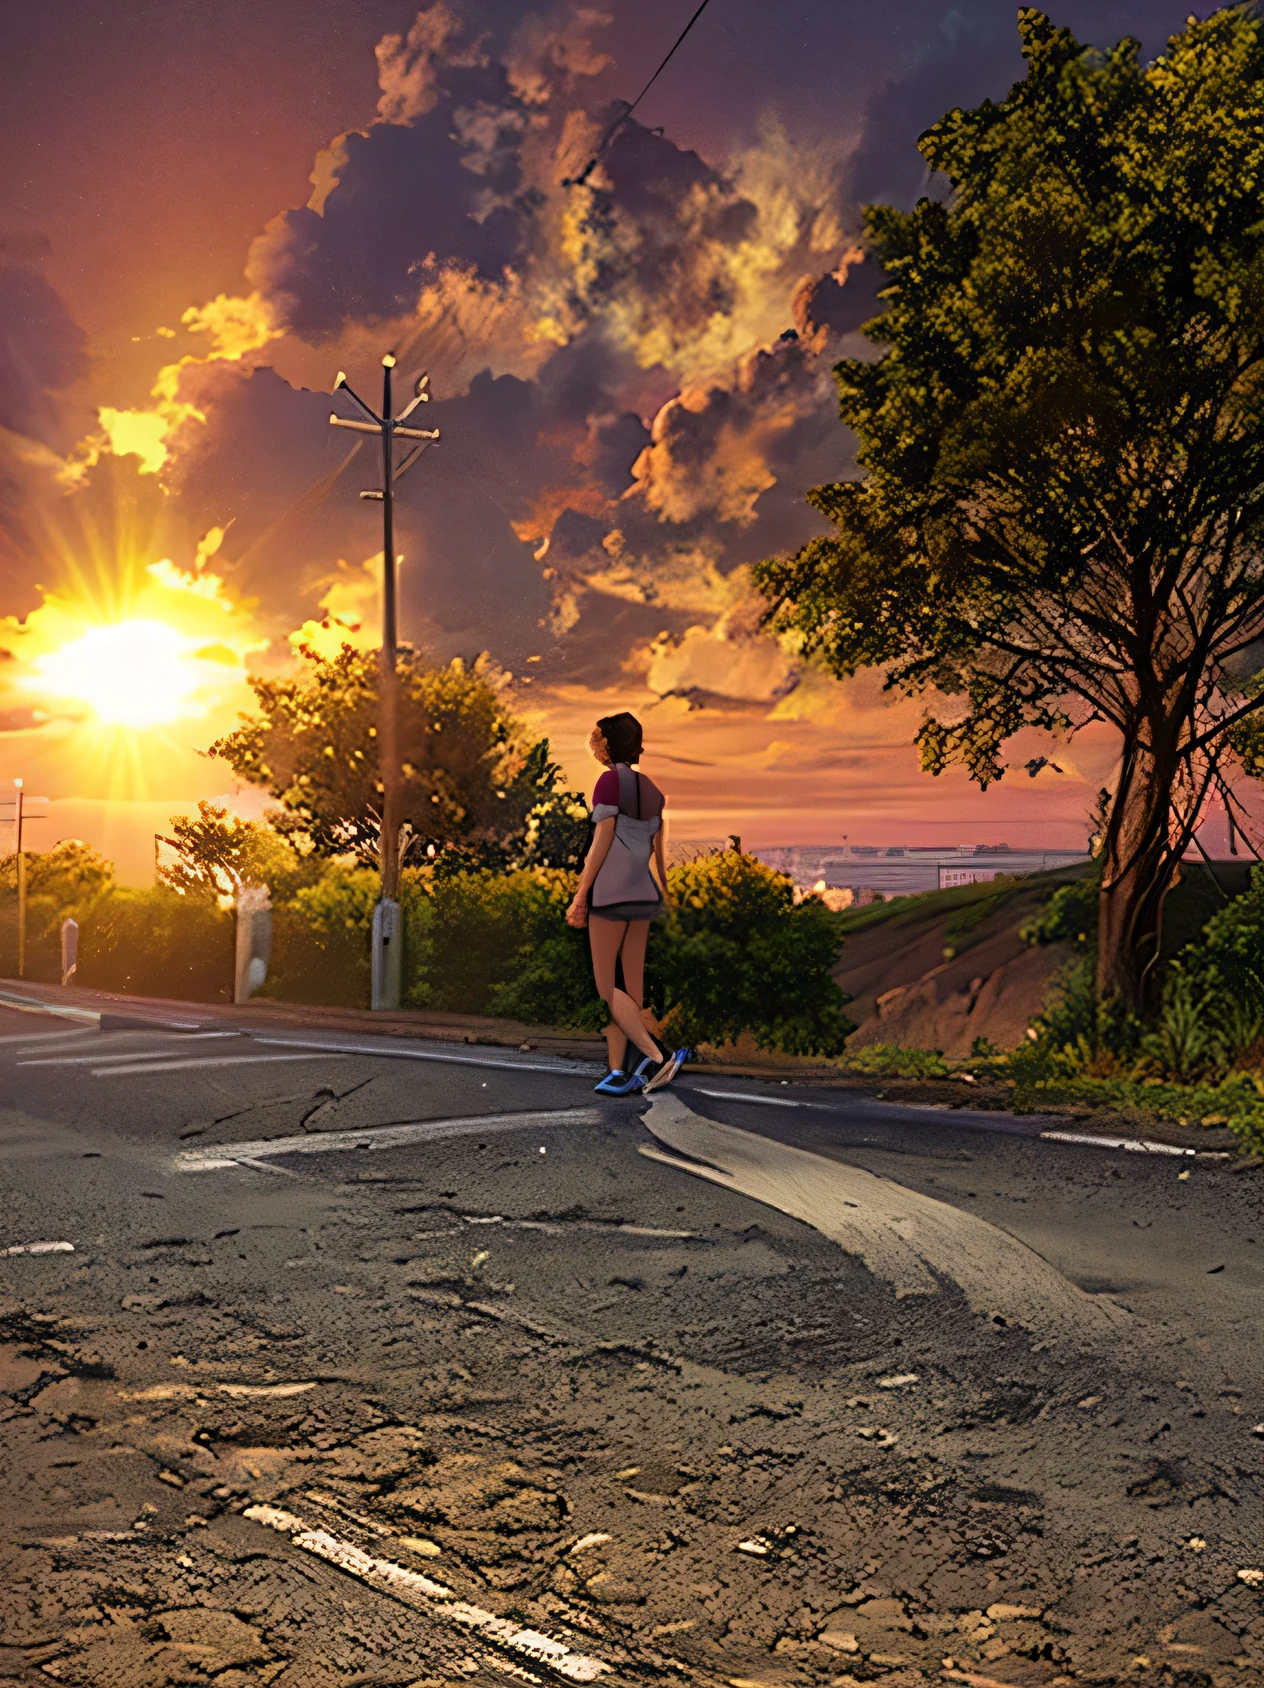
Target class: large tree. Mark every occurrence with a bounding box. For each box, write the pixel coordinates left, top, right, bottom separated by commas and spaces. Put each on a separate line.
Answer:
208, 644, 589, 872
757, 6, 1264, 1014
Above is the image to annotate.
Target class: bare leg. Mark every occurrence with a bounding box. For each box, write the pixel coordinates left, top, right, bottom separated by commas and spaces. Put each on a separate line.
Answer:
589, 918, 661, 1064
618, 920, 653, 1061
589, 917, 629, 1070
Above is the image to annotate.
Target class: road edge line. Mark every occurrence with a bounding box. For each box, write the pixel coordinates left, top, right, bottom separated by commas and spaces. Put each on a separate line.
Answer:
242, 1503, 614, 1681
1039, 1130, 1195, 1157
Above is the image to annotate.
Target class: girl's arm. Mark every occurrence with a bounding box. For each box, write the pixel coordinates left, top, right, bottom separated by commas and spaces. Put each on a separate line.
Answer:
566, 817, 615, 926
653, 820, 668, 898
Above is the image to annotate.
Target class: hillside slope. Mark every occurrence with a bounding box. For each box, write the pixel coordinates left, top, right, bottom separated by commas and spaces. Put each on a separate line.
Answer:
833, 862, 1243, 1057
834, 875, 1073, 1056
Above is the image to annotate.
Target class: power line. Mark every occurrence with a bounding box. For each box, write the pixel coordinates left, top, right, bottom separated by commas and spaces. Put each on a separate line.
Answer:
564, 0, 717, 187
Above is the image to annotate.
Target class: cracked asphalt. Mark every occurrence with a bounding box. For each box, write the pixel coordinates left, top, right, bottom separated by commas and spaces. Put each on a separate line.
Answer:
1, 1003, 1262, 1688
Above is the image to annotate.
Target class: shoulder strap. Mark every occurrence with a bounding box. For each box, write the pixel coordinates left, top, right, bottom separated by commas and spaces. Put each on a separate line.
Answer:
613, 765, 646, 818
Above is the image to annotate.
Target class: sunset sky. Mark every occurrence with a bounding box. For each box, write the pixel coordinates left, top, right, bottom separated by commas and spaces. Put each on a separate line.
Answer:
0, 0, 1223, 880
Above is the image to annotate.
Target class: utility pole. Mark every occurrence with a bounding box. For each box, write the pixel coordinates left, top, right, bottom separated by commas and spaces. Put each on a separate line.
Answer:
329, 355, 439, 1010
3, 780, 47, 979
13, 780, 23, 979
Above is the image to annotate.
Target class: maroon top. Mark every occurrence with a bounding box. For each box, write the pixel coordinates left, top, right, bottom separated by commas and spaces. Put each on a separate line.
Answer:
593, 766, 664, 817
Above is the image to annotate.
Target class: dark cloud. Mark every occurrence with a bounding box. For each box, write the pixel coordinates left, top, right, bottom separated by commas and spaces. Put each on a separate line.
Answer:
0, 264, 87, 449
246, 105, 526, 341
793, 255, 886, 344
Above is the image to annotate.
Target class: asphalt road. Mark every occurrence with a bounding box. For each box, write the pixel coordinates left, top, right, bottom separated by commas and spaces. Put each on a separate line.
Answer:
1, 1004, 1262, 1688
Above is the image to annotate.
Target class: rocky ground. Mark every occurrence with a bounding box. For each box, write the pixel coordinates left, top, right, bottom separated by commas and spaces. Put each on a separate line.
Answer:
0, 1001, 1261, 1687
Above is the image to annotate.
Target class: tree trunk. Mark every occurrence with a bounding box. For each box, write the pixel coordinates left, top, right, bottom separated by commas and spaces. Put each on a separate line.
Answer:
1096, 739, 1180, 1017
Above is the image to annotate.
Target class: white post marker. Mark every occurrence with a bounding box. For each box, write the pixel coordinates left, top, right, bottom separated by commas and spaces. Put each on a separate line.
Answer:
60, 917, 78, 987
234, 884, 272, 1004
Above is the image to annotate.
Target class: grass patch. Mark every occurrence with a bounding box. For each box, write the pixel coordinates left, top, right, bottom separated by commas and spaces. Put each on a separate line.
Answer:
833, 861, 1093, 938
832, 1043, 953, 1079
1011, 1063, 1264, 1155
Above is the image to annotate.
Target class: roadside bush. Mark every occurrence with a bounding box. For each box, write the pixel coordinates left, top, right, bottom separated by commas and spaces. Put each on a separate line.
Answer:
400, 850, 852, 1053
264, 859, 377, 1007
1019, 871, 1099, 952
1009, 1063, 1264, 1155
77, 886, 234, 1002
1009, 870, 1264, 1153
647, 851, 852, 1056
1177, 864, 1264, 1033
36, 840, 849, 1055
836, 1044, 951, 1079
403, 866, 603, 1028
0, 840, 117, 982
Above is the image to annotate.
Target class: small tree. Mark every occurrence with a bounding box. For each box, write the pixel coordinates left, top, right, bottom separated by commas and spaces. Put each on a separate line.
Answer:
757, 7, 1264, 1015
0, 839, 115, 979
157, 801, 318, 900
0, 839, 114, 911
207, 644, 588, 871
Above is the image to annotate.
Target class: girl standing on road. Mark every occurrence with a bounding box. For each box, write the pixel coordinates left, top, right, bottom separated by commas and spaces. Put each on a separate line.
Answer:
565, 712, 687, 1096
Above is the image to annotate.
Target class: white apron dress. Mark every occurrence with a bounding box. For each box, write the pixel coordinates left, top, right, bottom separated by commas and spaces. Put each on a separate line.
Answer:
590, 764, 664, 921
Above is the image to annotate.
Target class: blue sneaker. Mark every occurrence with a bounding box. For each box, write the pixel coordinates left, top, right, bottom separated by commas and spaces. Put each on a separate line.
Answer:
595, 1068, 639, 1095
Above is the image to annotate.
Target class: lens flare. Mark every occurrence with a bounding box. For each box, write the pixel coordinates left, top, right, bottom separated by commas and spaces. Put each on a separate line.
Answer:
25, 620, 206, 728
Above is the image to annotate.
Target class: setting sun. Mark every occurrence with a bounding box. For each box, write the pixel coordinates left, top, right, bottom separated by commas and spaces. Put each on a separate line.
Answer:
24, 619, 210, 728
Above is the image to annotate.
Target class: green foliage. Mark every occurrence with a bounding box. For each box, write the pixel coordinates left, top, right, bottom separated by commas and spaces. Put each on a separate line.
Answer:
402, 867, 601, 1025
0, 838, 115, 908
398, 852, 852, 1054
207, 644, 588, 868
518, 781, 592, 873
1012, 952, 1153, 1086
756, 6, 1264, 1008
263, 860, 380, 1007
836, 1044, 951, 1079
76, 886, 234, 1002
648, 852, 853, 1056
942, 888, 1012, 955
1012, 866, 1264, 1148
1180, 863, 1264, 1003
288, 859, 380, 932
1020, 874, 1100, 952
0, 840, 116, 980
158, 801, 321, 901
1011, 1065, 1264, 1157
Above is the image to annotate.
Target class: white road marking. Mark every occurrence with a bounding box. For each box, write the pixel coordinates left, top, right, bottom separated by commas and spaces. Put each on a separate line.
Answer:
694, 1085, 1208, 1158
641, 1093, 1128, 1339
0, 989, 99, 1024
19, 1033, 245, 1066
1040, 1129, 1194, 1156
0, 1028, 101, 1047
3, 1240, 74, 1256
219, 1380, 318, 1398
693, 1088, 804, 1108
243, 1502, 613, 1681
173, 1107, 600, 1171
250, 1033, 598, 1076
91, 1053, 350, 1078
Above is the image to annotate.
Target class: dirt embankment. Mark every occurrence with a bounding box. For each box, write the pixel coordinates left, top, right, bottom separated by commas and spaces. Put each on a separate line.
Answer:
834, 878, 1077, 1057
833, 862, 1246, 1059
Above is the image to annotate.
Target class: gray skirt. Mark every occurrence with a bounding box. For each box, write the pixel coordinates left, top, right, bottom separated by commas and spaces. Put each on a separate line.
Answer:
590, 898, 664, 922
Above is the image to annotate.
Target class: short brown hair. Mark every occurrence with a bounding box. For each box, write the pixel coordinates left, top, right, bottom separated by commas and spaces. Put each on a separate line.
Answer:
597, 712, 643, 765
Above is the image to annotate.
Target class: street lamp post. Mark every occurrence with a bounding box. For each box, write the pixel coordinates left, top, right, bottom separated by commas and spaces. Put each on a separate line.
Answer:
329, 356, 439, 1010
